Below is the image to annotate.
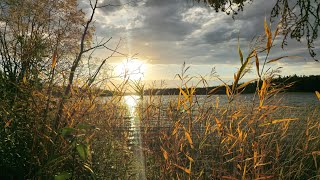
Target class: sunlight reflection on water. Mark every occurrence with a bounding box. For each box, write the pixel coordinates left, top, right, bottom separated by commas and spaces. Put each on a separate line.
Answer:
124, 95, 146, 179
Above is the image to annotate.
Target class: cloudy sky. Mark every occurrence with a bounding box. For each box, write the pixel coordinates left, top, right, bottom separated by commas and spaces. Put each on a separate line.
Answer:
85, 0, 320, 86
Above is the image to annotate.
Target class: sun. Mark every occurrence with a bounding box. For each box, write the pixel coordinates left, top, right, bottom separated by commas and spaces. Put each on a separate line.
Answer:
115, 59, 146, 80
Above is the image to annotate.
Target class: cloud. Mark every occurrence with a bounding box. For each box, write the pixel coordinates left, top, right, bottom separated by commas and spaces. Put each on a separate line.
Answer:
98, 0, 139, 15
88, 0, 319, 79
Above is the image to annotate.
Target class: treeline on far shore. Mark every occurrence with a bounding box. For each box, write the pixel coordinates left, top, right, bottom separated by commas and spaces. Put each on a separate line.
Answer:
142, 75, 320, 96
51, 75, 320, 97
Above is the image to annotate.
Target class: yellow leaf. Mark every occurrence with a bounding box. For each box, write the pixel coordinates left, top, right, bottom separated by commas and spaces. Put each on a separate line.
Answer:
52, 49, 57, 69
189, 87, 195, 104
254, 50, 260, 77
264, 17, 272, 53
254, 151, 257, 165
267, 55, 301, 64
177, 94, 181, 111
87, 104, 95, 112
271, 118, 299, 124
315, 91, 320, 101
215, 96, 219, 109
267, 56, 289, 64
4, 119, 13, 128
207, 85, 222, 95
274, 26, 280, 38
185, 131, 194, 149
174, 164, 191, 174
237, 79, 257, 90
238, 38, 243, 64
259, 118, 299, 126
23, 75, 27, 84
260, 80, 267, 97
205, 121, 211, 135
242, 162, 247, 179
185, 154, 194, 162
233, 55, 252, 90
160, 146, 168, 160
226, 85, 231, 97
221, 176, 238, 180
237, 163, 241, 170
214, 117, 222, 129
172, 120, 180, 135
172, 127, 178, 136
178, 87, 188, 100
190, 86, 196, 95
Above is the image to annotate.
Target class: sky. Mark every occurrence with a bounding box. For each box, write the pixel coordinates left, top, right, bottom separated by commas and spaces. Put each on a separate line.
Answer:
83, 0, 320, 87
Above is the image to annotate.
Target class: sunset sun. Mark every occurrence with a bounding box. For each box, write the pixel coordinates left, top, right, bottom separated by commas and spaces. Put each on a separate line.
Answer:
115, 59, 146, 80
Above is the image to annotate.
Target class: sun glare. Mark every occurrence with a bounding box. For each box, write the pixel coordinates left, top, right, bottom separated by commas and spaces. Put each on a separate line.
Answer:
115, 60, 146, 80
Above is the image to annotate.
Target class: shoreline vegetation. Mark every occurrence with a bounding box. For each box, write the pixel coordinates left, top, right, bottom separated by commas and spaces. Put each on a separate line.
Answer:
1, 0, 320, 179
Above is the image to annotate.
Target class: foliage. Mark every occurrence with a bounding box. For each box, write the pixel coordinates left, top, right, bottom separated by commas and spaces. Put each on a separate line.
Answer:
0, 0, 128, 179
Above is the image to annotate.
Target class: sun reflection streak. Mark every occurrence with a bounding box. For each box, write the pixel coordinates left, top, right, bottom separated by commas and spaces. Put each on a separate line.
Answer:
123, 95, 146, 179
124, 95, 138, 116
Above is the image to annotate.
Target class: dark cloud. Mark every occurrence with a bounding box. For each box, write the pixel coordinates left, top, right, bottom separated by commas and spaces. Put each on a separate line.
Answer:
131, 0, 198, 41
92, 0, 318, 66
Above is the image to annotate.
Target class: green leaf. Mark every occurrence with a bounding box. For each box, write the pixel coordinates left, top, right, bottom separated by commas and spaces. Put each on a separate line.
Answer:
76, 144, 87, 160
60, 127, 76, 137
54, 172, 71, 180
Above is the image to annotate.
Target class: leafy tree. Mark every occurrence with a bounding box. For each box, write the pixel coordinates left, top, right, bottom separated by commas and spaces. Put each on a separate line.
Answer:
0, 0, 85, 84
0, 0, 86, 177
0, 0, 119, 178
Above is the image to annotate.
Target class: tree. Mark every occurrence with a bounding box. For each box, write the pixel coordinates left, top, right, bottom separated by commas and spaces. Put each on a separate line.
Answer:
0, 0, 85, 83
0, 0, 120, 178
193, 0, 320, 61
193, 0, 251, 15
0, 0, 87, 177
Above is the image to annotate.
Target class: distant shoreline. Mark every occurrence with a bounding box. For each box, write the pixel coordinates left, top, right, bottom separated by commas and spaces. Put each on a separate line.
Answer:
99, 75, 320, 96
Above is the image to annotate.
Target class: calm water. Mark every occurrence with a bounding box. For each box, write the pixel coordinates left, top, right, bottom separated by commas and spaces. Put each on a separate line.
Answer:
139, 92, 319, 107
